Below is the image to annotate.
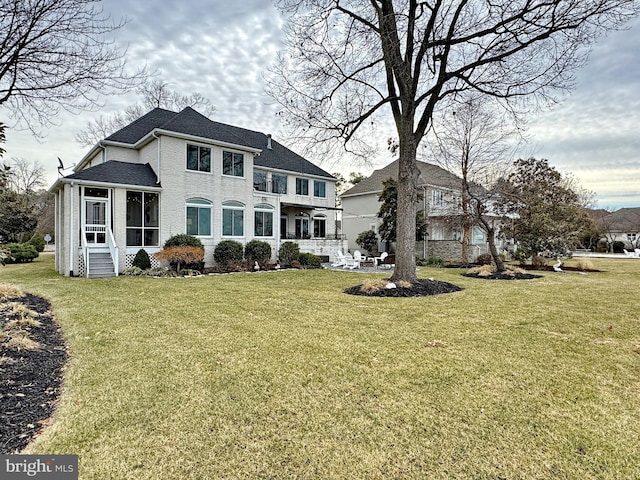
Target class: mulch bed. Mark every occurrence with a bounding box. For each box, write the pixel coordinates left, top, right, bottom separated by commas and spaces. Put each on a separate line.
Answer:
519, 264, 601, 273
0, 294, 68, 453
462, 271, 543, 280
344, 278, 463, 297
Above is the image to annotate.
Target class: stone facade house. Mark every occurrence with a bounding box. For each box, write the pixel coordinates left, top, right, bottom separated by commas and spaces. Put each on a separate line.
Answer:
50, 107, 345, 277
340, 159, 498, 262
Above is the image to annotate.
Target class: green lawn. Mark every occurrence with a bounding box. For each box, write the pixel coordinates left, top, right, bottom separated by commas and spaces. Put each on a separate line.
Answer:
2, 255, 640, 479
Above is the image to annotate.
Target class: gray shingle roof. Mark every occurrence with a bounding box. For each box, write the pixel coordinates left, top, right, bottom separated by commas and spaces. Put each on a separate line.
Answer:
106, 107, 334, 179
341, 159, 460, 196
66, 161, 160, 187
591, 207, 640, 231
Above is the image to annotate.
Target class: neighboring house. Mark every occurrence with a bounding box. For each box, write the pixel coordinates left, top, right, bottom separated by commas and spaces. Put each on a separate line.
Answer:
591, 207, 640, 249
340, 159, 497, 261
50, 107, 345, 277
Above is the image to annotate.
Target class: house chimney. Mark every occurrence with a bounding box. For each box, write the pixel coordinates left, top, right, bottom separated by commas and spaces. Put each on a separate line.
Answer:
267, 134, 272, 150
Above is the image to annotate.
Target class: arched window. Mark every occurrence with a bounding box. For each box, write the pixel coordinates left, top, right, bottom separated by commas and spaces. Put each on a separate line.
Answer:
186, 198, 212, 237
254, 203, 274, 237
222, 201, 245, 237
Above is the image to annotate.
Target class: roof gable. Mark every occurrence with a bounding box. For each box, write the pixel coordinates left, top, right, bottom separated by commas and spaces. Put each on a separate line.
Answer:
341, 159, 460, 196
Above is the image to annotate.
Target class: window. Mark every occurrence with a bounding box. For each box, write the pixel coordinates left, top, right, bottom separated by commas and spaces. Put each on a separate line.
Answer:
186, 198, 212, 237
296, 178, 309, 195
272, 174, 287, 194
186, 144, 211, 172
253, 170, 267, 191
431, 189, 443, 206
223, 151, 244, 177
85, 187, 108, 198
222, 201, 244, 236
127, 191, 159, 246
313, 215, 326, 238
254, 204, 274, 237
314, 180, 326, 198
474, 227, 485, 243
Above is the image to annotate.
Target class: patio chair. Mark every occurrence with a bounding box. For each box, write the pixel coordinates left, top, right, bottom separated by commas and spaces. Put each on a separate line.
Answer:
351, 250, 363, 269
373, 251, 388, 269
331, 250, 346, 267
342, 252, 356, 269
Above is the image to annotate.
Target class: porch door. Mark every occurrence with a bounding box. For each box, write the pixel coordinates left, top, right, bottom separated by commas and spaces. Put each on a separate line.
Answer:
84, 199, 107, 245
295, 217, 309, 239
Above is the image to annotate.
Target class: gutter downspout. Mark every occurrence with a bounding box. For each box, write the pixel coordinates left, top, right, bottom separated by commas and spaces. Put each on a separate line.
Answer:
69, 182, 75, 276
152, 131, 161, 184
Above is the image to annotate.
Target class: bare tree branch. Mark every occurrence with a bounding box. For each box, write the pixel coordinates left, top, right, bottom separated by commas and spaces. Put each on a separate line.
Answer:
0, 0, 149, 135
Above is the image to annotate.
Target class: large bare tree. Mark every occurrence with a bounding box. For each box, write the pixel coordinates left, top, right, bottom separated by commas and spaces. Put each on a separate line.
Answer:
268, 0, 638, 282
0, 0, 145, 133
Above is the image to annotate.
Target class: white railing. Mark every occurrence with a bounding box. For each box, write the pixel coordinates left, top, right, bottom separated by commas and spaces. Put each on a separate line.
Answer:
80, 228, 88, 277
81, 225, 118, 277
106, 227, 119, 276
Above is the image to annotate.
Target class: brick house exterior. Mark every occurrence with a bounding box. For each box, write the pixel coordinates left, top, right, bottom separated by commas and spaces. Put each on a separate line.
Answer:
50, 107, 344, 277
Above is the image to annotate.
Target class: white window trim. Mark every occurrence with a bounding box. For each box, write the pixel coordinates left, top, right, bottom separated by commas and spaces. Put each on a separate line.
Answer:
185, 144, 213, 175
186, 198, 213, 238
222, 150, 246, 179
222, 201, 245, 237
254, 204, 275, 238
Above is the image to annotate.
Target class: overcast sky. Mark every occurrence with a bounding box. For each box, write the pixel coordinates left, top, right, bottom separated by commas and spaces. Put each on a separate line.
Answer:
3, 1, 639, 210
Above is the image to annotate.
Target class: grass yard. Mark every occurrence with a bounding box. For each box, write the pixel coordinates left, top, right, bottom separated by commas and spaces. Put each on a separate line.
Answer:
2, 255, 639, 479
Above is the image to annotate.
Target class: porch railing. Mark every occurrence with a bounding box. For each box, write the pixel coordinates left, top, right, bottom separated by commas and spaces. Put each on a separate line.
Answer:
106, 227, 119, 277
80, 225, 119, 277
281, 233, 346, 240
80, 228, 88, 277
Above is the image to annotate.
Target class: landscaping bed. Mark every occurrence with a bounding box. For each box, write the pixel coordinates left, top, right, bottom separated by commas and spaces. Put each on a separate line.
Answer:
0, 292, 67, 453
344, 278, 463, 297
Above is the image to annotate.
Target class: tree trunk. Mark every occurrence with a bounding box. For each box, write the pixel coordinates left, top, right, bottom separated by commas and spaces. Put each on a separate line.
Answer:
486, 226, 506, 272
461, 189, 471, 265
391, 136, 418, 283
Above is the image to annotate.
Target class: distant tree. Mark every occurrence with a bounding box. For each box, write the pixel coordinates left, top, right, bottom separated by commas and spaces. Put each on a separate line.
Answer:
0, 123, 8, 190
499, 158, 593, 260
377, 178, 399, 247
0, 189, 38, 243
6, 158, 46, 194
0, 0, 146, 134
348, 172, 366, 185
75, 80, 216, 146
377, 178, 427, 250
429, 95, 519, 268
356, 230, 378, 255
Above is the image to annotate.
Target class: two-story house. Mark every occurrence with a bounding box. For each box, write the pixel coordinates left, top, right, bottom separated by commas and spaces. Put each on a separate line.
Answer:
50, 107, 345, 277
340, 159, 493, 262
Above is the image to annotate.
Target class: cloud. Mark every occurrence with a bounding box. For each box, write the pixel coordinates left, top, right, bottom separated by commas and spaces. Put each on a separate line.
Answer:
2, 2, 639, 210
